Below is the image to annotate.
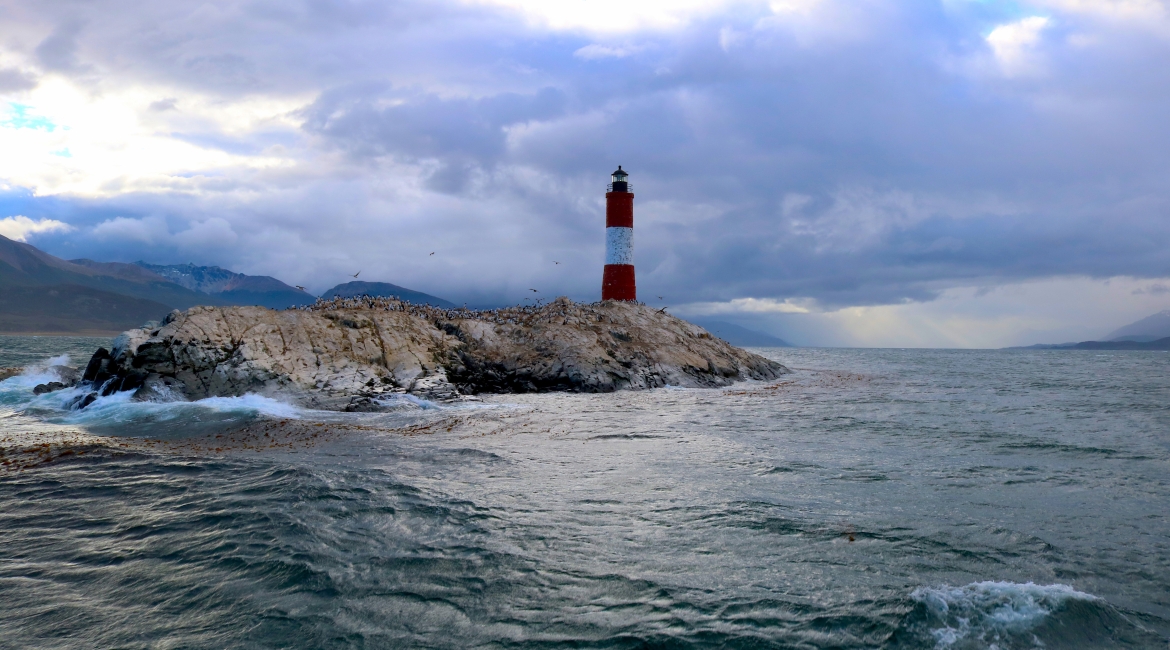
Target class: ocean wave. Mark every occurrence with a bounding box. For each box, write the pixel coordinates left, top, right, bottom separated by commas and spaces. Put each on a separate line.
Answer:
38, 390, 308, 438
0, 354, 73, 392
375, 393, 442, 410
891, 580, 1158, 649
914, 581, 1094, 646
1, 358, 309, 437
0, 354, 462, 438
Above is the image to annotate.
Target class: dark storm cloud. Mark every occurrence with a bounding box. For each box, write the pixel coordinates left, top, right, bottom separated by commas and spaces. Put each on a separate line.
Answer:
3, 0, 1170, 312
34, 19, 87, 72
302, 85, 568, 163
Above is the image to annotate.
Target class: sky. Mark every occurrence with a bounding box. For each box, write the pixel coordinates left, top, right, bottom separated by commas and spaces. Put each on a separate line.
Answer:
0, 0, 1168, 347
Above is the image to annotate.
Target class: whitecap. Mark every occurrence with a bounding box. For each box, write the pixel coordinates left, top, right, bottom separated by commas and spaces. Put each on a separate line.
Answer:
374, 393, 442, 410
909, 581, 1098, 648
0, 354, 73, 390
53, 392, 305, 428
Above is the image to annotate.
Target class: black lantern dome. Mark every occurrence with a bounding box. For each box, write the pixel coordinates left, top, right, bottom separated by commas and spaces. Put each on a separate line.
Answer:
608, 165, 630, 193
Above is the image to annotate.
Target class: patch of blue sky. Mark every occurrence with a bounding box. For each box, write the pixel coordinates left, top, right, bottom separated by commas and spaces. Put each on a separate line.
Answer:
50, 148, 72, 158
945, 0, 1051, 34
1, 103, 56, 132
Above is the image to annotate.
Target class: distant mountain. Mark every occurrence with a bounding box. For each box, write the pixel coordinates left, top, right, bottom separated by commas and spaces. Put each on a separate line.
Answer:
1104, 309, 1170, 342
322, 281, 456, 308
0, 235, 465, 333
686, 318, 793, 347
134, 262, 315, 310
0, 235, 216, 307
1007, 337, 1170, 351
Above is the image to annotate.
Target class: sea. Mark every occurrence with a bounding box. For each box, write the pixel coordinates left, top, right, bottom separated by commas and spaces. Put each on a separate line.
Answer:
0, 335, 1167, 649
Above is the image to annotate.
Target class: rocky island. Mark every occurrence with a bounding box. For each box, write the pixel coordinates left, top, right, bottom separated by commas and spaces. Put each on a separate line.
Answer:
71, 296, 788, 410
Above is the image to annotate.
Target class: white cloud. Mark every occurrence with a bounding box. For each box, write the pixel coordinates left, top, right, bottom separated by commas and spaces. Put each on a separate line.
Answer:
91, 215, 169, 243
573, 43, 642, 60
463, 0, 740, 32
0, 215, 72, 241
1036, 0, 1169, 27
0, 76, 304, 197
174, 217, 238, 248
679, 297, 814, 315
987, 16, 1051, 76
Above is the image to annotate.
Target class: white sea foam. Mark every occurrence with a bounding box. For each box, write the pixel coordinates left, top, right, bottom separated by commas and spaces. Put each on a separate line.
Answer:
55, 392, 306, 426
374, 393, 441, 410
0, 354, 73, 391
910, 581, 1098, 648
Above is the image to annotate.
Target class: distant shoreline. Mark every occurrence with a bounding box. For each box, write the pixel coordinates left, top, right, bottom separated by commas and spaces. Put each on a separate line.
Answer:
0, 331, 120, 338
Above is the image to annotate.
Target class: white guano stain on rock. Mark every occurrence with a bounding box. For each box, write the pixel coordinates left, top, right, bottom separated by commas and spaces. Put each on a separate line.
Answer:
84, 296, 789, 411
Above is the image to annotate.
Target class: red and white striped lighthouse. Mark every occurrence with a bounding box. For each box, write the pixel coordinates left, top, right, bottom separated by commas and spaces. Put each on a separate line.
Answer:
602, 165, 636, 301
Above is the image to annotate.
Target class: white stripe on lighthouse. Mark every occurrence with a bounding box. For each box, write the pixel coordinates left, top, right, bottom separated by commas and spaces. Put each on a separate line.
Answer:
605, 227, 634, 266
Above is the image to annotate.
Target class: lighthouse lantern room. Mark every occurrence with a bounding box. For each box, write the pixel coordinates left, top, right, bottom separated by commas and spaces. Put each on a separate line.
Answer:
602, 166, 636, 301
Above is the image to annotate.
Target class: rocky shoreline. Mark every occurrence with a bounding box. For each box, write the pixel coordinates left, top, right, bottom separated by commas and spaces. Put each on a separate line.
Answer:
67, 296, 789, 411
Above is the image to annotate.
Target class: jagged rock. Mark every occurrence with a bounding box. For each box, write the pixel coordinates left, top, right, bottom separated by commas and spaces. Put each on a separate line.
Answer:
0, 367, 22, 381
74, 297, 789, 409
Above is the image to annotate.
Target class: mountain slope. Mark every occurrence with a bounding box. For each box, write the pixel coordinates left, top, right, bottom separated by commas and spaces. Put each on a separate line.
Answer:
135, 262, 315, 309
0, 235, 229, 310
321, 281, 455, 308
1104, 310, 1170, 342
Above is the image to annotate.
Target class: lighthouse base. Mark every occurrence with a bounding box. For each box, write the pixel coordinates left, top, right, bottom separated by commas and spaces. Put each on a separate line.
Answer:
602, 264, 636, 301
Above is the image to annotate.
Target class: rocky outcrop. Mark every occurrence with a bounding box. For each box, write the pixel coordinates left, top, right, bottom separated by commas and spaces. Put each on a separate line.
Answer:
74, 297, 789, 410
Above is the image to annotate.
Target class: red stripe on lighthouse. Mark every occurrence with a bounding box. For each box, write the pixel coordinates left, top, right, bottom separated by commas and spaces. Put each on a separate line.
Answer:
606, 192, 633, 228
602, 264, 636, 301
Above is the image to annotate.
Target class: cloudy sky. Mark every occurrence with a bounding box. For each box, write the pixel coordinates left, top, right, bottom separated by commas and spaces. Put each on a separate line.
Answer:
1, 0, 1168, 346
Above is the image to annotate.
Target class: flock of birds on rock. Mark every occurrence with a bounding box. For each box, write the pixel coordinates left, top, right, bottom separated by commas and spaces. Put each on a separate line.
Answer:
298, 295, 658, 327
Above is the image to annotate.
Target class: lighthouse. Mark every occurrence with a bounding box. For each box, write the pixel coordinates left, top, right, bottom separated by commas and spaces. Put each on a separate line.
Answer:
602, 165, 636, 301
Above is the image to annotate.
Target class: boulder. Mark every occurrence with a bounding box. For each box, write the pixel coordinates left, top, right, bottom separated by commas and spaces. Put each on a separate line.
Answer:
33, 382, 67, 395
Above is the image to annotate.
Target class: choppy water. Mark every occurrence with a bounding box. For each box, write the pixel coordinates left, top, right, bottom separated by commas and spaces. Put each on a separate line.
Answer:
1, 338, 1168, 649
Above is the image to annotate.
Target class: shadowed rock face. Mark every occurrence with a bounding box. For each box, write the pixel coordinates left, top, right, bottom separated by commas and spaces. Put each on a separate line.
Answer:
78, 297, 789, 410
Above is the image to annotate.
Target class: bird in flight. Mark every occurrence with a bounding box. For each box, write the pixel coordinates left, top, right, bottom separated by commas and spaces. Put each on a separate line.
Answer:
657, 296, 664, 300
295, 285, 306, 291
429, 252, 434, 256
352, 271, 360, 278
554, 261, 560, 264
529, 288, 539, 292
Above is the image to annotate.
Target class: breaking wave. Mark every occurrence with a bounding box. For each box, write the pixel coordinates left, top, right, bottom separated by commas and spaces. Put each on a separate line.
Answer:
891, 581, 1156, 649
1, 360, 308, 438
0, 354, 73, 393
0, 354, 467, 439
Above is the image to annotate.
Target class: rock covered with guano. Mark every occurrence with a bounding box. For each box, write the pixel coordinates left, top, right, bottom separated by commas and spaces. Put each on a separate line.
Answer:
74, 296, 789, 410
